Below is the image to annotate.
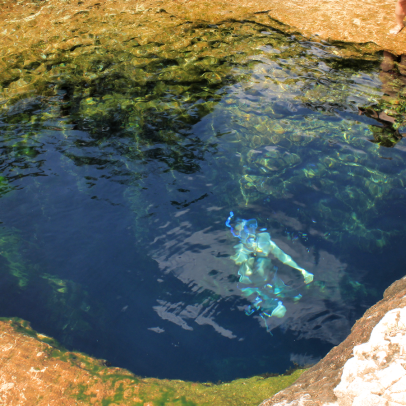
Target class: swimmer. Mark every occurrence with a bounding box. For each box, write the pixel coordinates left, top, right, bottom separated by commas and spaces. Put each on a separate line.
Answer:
226, 212, 313, 286
226, 212, 313, 325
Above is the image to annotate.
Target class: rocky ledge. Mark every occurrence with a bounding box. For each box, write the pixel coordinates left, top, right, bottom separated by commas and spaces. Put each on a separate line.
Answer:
0, 317, 305, 405
260, 276, 406, 406
1, 277, 405, 405
0, 0, 405, 56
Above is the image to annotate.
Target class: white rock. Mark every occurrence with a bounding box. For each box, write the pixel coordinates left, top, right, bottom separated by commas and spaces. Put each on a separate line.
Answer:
353, 342, 374, 360
334, 392, 354, 406
399, 309, 406, 326
333, 308, 406, 406
375, 350, 389, 366
375, 362, 406, 389
0, 383, 14, 392
346, 378, 384, 397
369, 309, 400, 340
340, 358, 376, 383
388, 375, 406, 393
389, 335, 406, 355
352, 393, 388, 406
386, 392, 406, 405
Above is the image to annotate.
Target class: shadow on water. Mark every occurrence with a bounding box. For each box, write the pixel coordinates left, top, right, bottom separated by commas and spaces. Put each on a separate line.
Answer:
0, 21, 406, 381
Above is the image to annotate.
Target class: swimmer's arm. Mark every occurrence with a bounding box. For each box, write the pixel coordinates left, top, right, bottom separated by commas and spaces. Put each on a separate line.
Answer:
269, 241, 314, 284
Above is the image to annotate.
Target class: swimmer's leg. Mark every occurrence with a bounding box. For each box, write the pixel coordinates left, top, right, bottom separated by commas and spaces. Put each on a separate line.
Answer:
271, 271, 301, 300
238, 257, 255, 283
260, 301, 287, 334
271, 301, 287, 318
258, 296, 285, 317
252, 257, 271, 284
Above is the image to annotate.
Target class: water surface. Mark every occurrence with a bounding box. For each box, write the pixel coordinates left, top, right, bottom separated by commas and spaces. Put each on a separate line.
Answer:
1, 22, 405, 382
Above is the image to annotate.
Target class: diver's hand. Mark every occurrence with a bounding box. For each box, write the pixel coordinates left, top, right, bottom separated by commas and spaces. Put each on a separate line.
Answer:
302, 270, 314, 284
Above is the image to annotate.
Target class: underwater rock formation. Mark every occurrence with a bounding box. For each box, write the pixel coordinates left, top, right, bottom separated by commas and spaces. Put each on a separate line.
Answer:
226, 212, 313, 329
259, 276, 406, 406
0, 14, 402, 254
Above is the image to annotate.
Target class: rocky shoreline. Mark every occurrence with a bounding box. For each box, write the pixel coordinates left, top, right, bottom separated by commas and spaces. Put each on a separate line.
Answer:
0, 0, 405, 55
260, 276, 406, 406
1, 276, 405, 405
1, 0, 406, 404
0, 317, 305, 405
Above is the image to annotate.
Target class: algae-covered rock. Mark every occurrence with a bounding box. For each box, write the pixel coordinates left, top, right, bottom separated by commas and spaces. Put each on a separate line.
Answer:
0, 317, 306, 405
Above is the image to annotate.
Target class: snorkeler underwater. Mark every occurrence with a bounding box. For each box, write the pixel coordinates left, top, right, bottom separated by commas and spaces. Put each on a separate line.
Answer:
226, 212, 314, 332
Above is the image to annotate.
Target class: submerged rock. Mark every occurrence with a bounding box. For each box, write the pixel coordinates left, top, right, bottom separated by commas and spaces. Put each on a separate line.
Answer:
259, 276, 406, 406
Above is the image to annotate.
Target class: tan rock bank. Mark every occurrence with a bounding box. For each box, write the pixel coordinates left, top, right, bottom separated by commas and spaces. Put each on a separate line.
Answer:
0, 318, 305, 405
0, 0, 405, 56
260, 276, 406, 406
1, 0, 406, 405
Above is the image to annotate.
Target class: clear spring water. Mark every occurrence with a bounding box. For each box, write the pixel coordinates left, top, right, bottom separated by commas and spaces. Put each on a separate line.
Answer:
1, 22, 405, 382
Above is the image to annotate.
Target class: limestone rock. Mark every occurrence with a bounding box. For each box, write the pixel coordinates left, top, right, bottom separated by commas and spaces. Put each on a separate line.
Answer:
259, 276, 406, 406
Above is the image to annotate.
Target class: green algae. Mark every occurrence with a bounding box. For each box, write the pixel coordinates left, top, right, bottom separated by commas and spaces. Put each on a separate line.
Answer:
0, 176, 13, 198
0, 21, 396, 254
3, 318, 305, 406
76, 384, 97, 403
0, 228, 32, 287
0, 226, 104, 346
69, 364, 306, 406
0, 317, 66, 350
92, 369, 306, 406
140, 371, 306, 406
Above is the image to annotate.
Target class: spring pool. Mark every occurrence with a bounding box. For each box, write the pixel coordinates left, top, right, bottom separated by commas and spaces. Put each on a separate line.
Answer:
0, 22, 405, 382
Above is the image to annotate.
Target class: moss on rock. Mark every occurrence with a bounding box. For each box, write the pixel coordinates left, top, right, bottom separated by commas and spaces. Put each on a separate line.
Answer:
0, 317, 305, 405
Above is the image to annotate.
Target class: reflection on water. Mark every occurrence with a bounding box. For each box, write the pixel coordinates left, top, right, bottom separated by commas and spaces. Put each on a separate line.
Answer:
0, 22, 406, 382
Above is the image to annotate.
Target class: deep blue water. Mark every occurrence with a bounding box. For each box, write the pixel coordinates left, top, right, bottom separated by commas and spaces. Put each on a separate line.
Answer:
1, 24, 406, 382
